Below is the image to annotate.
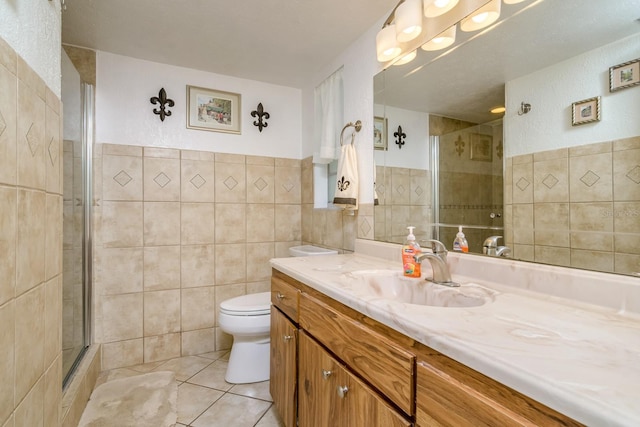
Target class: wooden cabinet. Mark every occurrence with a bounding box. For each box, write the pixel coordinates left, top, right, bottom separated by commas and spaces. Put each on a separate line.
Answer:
270, 305, 298, 426
298, 331, 411, 427
416, 353, 583, 427
271, 270, 582, 427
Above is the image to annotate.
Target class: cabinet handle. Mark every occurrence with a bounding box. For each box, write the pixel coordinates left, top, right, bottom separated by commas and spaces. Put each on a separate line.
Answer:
321, 369, 332, 380
337, 385, 349, 398
283, 335, 293, 342
276, 292, 286, 300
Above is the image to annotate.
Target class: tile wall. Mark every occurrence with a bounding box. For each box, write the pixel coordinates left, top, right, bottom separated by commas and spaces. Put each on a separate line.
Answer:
94, 145, 365, 370
504, 137, 640, 275
0, 37, 64, 426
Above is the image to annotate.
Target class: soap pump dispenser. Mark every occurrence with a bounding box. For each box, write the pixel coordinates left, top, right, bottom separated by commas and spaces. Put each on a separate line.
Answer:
453, 226, 469, 253
402, 226, 422, 278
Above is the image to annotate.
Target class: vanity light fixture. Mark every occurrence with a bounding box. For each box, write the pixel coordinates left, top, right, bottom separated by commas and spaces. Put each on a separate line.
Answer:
393, 50, 418, 66
503, 0, 527, 3
460, 0, 501, 31
377, 24, 402, 62
424, 0, 460, 18
395, 0, 423, 42
421, 25, 457, 51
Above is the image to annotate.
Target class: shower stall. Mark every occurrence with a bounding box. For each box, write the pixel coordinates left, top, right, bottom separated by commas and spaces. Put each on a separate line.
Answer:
61, 48, 93, 387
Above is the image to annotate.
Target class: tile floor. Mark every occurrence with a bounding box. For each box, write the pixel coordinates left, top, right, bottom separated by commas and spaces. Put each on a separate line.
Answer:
94, 351, 284, 427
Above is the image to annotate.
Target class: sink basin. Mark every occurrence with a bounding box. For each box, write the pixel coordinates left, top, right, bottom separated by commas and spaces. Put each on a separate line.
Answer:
339, 270, 497, 308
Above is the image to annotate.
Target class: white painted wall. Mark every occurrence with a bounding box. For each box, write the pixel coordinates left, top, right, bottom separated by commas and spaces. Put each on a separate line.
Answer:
373, 105, 430, 170
302, 12, 391, 204
505, 33, 640, 157
0, 0, 61, 96
96, 52, 302, 158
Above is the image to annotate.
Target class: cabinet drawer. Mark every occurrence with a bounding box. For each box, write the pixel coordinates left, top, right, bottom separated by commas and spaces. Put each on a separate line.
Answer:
299, 293, 415, 415
416, 360, 582, 427
271, 274, 300, 322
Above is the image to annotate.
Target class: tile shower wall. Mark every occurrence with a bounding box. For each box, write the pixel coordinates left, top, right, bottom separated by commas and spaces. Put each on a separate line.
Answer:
504, 137, 640, 275
96, 144, 311, 369
0, 37, 64, 426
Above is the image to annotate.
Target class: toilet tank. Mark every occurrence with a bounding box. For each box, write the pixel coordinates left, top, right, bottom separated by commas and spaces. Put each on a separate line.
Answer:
288, 245, 338, 257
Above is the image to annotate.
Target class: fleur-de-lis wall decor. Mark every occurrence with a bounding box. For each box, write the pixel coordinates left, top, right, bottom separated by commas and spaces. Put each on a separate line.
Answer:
394, 125, 406, 149
455, 135, 465, 157
337, 176, 350, 192
150, 88, 174, 122
251, 103, 270, 132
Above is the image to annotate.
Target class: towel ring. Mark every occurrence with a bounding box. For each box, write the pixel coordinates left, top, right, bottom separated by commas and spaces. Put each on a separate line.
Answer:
340, 120, 362, 146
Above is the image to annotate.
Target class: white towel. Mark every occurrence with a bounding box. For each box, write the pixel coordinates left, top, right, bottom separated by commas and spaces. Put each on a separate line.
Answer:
333, 143, 358, 210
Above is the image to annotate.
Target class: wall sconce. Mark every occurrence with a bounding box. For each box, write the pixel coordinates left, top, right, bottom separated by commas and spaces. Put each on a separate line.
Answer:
424, 0, 460, 17
395, 0, 423, 42
394, 125, 407, 149
421, 25, 456, 51
517, 102, 531, 115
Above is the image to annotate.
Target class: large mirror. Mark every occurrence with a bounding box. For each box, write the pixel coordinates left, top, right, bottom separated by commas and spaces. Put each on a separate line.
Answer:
374, 0, 640, 276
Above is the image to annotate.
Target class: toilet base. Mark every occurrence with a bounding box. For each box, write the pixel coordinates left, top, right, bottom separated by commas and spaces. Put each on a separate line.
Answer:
225, 336, 271, 384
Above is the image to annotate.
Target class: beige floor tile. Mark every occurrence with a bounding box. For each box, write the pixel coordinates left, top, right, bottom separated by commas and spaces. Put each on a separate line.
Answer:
186, 360, 233, 391
255, 405, 285, 427
191, 393, 271, 427
229, 380, 272, 402
197, 350, 230, 361
154, 356, 213, 381
177, 382, 224, 425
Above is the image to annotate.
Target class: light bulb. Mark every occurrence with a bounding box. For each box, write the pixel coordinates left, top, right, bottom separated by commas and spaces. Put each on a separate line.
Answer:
396, 0, 423, 42
424, 0, 459, 18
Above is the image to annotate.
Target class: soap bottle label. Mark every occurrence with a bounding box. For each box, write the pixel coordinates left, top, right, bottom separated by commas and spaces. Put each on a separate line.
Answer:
402, 246, 421, 277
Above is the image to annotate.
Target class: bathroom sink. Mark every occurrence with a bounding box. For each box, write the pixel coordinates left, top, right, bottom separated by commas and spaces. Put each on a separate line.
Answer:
339, 270, 497, 308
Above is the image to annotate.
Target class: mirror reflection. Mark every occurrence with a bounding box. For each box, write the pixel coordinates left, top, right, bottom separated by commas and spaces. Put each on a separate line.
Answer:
373, 0, 640, 276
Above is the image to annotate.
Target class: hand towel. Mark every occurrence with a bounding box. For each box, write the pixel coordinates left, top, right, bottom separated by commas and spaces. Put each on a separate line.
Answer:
333, 142, 358, 210
373, 160, 379, 206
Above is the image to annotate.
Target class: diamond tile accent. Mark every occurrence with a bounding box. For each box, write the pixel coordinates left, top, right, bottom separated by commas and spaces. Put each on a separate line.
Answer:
224, 176, 238, 190
580, 170, 600, 187
626, 165, 640, 184
48, 136, 58, 166
542, 174, 559, 189
0, 110, 6, 138
377, 184, 386, 196
26, 122, 39, 156
516, 178, 530, 192
359, 218, 372, 236
190, 174, 206, 189
282, 181, 294, 193
395, 185, 405, 195
414, 186, 423, 197
113, 170, 133, 187
154, 172, 171, 188
253, 177, 268, 191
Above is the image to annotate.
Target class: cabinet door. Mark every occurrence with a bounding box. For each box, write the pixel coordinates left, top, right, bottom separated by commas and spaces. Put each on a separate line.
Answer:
347, 370, 412, 427
298, 331, 348, 427
270, 306, 298, 427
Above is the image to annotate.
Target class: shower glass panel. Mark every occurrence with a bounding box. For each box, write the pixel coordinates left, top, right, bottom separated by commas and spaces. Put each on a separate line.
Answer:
61, 51, 93, 387
431, 119, 504, 253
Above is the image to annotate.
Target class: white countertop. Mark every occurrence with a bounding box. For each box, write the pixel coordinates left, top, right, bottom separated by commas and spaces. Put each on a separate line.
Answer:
271, 253, 640, 427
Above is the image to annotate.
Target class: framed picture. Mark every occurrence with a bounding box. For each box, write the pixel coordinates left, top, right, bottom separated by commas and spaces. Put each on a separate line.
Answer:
571, 96, 600, 126
469, 133, 493, 161
373, 116, 388, 150
187, 85, 241, 134
609, 58, 640, 92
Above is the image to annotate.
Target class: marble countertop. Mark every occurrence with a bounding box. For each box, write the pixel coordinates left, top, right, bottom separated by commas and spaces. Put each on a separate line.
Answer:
270, 253, 640, 427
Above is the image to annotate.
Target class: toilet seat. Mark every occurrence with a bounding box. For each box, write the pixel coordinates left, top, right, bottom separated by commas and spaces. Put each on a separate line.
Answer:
219, 292, 271, 316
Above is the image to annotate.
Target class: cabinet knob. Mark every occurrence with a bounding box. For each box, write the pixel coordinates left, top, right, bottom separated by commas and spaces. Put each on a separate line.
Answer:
337, 385, 349, 398
321, 369, 332, 380
276, 292, 286, 300
283, 335, 293, 342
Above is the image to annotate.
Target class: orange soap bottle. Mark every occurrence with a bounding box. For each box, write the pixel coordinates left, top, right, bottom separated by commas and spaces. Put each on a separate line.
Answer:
402, 226, 421, 278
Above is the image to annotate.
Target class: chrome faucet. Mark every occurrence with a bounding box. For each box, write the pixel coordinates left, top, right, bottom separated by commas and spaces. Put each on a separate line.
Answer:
483, 236, 511, 257
414, 240, 459, 287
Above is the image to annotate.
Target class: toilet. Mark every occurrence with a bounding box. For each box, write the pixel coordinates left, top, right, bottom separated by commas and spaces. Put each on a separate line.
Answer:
219, 246, 338, 384
218, 292, 271, 384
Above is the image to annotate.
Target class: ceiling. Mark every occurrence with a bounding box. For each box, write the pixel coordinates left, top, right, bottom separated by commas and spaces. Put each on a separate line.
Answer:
61, 0, 396, 88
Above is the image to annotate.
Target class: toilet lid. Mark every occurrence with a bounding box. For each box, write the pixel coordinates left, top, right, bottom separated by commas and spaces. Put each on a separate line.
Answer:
219, 292, 271, 316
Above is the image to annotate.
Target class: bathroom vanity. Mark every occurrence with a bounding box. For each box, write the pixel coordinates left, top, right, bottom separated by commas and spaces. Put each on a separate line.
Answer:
269, 250, 640, 426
